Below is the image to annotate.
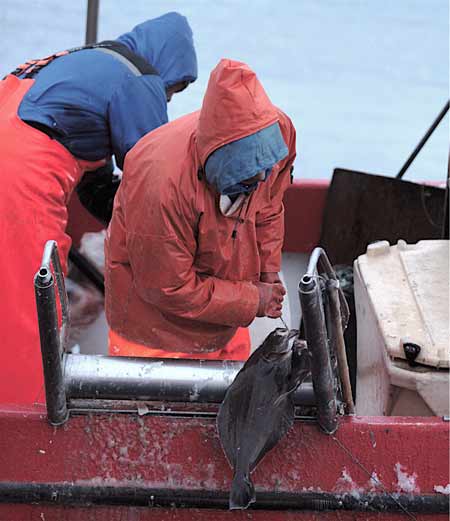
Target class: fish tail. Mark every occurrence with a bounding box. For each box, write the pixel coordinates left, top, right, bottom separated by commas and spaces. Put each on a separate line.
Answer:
229, 471, 256, 510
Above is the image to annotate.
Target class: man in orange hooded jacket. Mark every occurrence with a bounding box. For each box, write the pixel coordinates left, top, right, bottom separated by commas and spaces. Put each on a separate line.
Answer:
105, 59, 296, 360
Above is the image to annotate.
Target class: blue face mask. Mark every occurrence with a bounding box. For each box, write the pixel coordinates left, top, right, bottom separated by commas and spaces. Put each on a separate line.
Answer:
221, 169, 271, 196
204, 122, 289, 196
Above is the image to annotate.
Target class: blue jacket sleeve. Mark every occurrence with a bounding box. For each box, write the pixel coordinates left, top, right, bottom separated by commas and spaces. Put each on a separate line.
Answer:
108, 75, 168, 169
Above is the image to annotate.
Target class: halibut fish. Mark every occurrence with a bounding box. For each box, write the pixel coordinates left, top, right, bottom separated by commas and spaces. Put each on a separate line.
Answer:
217, 328, 311, 510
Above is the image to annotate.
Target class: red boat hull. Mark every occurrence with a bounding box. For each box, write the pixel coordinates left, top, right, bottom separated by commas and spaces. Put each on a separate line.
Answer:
1, 181, 447, 518
0, 406, 448, 518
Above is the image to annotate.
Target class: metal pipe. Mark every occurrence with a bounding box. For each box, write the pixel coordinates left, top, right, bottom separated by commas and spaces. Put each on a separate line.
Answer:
306, 247, 335, 279
34, 266, 68, 425
68, 246, 105, 295
85, 0, 99, 45
42, 241, 70, 352
0, 482, 447, 513
299, 275, 337, 434
327, 280, 355, 414
396, 100, 449, 179
305, 247, 349, 327
64, 354, 316, 405
442, 151, 449, 239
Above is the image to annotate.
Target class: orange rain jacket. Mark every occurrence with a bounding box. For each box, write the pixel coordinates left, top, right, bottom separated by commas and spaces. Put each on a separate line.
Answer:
105, 59, 296, 354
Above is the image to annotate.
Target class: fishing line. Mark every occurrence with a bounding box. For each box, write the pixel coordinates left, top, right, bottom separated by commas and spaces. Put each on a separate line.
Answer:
331, 435, 417, 520
280, 315, 288, 329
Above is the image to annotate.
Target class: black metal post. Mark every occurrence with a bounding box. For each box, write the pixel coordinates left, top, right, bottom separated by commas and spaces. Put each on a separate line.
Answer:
442, 152, 449, 239
396, 101, 449, 179
34, 266, 68, 425
85, 0, 99, 45
299, 274, 337, 434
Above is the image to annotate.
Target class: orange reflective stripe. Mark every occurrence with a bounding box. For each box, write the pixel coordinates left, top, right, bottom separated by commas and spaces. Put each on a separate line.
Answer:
109, 328, 251, 361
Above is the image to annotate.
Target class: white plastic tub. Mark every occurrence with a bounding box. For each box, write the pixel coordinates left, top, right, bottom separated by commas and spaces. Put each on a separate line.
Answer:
354, 239, 449, 416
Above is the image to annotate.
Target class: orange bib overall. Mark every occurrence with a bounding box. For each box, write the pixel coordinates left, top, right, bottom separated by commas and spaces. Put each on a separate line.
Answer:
0, 75, 103, 405
108, 327, 250, 361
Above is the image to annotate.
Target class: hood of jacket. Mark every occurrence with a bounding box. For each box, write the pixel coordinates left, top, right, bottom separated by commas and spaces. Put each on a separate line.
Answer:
197, 59, 282, 168
117, 12, 198, 88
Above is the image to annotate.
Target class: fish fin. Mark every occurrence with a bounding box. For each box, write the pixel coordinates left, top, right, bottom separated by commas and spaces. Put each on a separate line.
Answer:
273, 386, 296, 407
287, 343, 311, 391
251, 404, 295, 470
273, 368, 310, 407
229, 472, 256, 510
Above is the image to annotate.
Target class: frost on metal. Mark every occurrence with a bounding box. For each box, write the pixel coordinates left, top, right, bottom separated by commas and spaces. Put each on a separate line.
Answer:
334, 468, 365, 498
334, 468, 385, 499
434, 484, 450, 495
394, 463, 420, 494
368, 471, 383, 492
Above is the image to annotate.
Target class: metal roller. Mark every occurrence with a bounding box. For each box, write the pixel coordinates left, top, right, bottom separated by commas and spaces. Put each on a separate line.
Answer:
64, 354, 315, 405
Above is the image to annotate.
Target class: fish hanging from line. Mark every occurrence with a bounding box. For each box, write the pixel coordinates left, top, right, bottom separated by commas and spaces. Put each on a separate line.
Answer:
217, 327, 311, 510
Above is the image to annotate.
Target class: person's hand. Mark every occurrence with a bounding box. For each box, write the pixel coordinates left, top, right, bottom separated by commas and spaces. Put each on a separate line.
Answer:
253, 281, 286, 318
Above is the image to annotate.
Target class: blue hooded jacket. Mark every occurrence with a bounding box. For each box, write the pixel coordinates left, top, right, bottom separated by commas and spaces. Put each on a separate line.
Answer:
18, 12, 197, 169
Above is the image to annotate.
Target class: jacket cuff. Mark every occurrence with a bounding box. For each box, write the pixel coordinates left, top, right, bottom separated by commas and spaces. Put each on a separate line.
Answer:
260, 258, 282, 274
239, 282, 260, 326
211, 278, 260, 328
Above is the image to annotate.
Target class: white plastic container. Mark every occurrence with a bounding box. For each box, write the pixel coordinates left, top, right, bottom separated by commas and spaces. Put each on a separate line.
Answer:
354, 240, 449, 416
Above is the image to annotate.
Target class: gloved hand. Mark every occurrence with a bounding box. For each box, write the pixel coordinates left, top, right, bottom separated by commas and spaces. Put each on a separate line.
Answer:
260, 272, 282, 285
253, 281, 286, 318
76, 159, 121, 226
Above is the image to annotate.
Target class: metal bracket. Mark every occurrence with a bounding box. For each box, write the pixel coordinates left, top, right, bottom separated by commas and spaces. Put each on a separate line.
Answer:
299, 247, 354, 434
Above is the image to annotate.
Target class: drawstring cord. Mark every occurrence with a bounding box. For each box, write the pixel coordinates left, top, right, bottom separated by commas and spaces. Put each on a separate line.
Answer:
231, 196, 248, 239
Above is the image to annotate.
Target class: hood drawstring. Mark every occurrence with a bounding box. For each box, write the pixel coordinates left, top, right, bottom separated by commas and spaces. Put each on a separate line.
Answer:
231, 194, 250, 240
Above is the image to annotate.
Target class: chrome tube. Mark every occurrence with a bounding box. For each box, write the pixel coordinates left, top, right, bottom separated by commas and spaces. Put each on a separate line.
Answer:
305, 247, 350, 327
64, 354, 316, 405
299, 274, 337, 434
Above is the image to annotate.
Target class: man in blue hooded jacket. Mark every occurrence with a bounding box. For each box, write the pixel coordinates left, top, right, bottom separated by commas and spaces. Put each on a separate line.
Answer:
15, 11, 198, 223
0, 12, 197, 405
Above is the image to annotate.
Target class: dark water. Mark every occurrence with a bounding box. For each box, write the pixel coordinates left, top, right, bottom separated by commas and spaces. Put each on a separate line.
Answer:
1, 0, 448, 180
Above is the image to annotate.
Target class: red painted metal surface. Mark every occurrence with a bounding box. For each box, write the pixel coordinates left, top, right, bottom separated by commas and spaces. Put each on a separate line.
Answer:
0, 408, 448, 518
283, 179, 328, 253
